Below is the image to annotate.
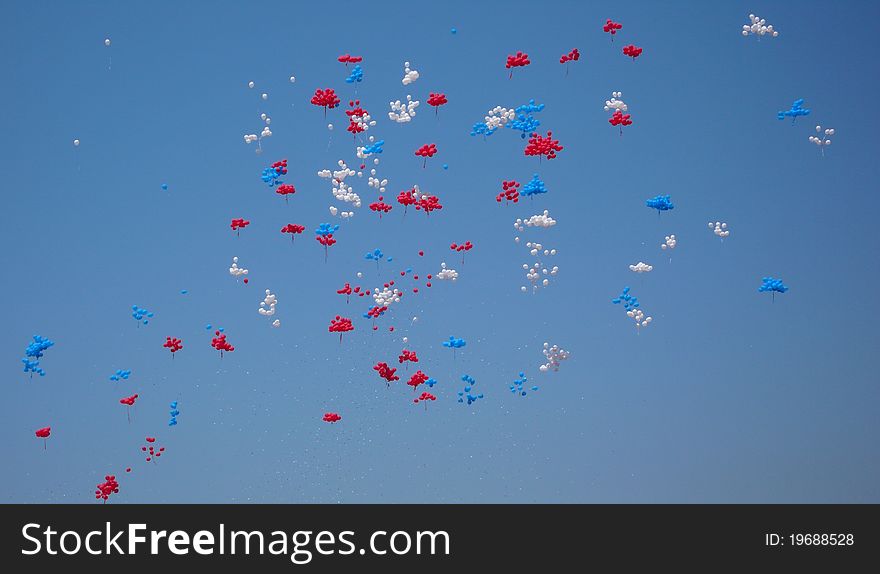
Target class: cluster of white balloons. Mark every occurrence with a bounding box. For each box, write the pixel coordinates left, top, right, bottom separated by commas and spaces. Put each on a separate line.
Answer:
357, 135, 384, 165
661, 234, 676, 251
629, 261, 653, 273
388, 95, 420, 123
518, 242, 559, 293
514, 210, 557, 231
367, 168, 388, 195
741, 13, 778, 37
709, 221, 730, 239
318, 160, 361, 208
242, 95, 273, 152
258, 289, 277, 317
349, 109, 376, 133
229, 256, 248, 278
329, 206, 354, 218
627, 308, 653, 331
373, 286, 402, 307
436, 262, 459, 281
603, 91, 627, 113
809, 125, 834, 156
485, 106, 516, 131
539, 342, 570, 373
401, 61, 420, 85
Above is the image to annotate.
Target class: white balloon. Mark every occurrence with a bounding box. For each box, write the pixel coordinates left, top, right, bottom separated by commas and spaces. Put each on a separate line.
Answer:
248, 81, 255, 89
104, 38, 111, 47
73, 139, 80, 146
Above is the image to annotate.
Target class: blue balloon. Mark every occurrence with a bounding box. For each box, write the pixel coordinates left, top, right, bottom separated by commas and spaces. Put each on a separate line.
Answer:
758, 276, 789, 295
180, 289, 188, 295
451, 28, 457, 34
315, 223, 339, 237
646, 194, 674, 212
443, 336, 467, 349
521, 173, 548, 198
109, 369, 132, 382
364, 248, 384, 262
612, 286, 640, 311
777, 99, 811, 123
344, 64, 364, 84
510, 371, 536, 397
132, 305, 154, 325
22, 335, 54, 377
507, 99, 545, 138
362, 140, 384, 155
442, 163, 449, 170
161, 183, 168, 191
457, 374, 483, 404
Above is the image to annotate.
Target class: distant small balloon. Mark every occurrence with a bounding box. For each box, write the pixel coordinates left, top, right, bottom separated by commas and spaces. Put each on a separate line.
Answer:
289, 75, 296, 83
104, 38, 111, 47
248, 81, 255, 89
73, 139, 80, 146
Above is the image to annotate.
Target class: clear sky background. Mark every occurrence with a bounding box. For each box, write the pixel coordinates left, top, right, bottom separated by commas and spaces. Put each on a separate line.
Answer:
2, 0, 878, 503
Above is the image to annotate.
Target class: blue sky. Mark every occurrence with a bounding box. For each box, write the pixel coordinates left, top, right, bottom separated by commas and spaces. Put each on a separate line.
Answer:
2, 0, 879, 502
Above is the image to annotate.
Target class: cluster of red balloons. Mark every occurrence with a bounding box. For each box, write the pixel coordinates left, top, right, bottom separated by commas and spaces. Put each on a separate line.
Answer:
397, 189, 418, 213
427, 93, 448, 115
323, 412, 342, 423
281, 223, 305, 241
497, 180, 521, 204
365, 305, 388, 320
609, 109, 633, 133
415, 193, 442, 215
211, 330, 234, 356
369, 196, 393, 218
450, 241, 473, 253
559, 48, 580, 64
622, 44, 642, 60
604, 19, 622, 39
35, 426, 51, 449
271, 159, 288, 176
398, 349, 419, 365
506, 51, 531, 70
345, 100, 369, 135
525, 131, 563, 160
230, 218, 250, 234
415, 143, 437, 167
276, 184, 296, 200
95, 475, 119, 502
374, 362, 400, 385
329, 316, 354, 342
406, 370, 430, 391
337, 54, 362, 64
141, 436, 165, 462
119, 394, 139, 406
414, 392, 436, 406
163, 336, 183, 354
310, 88, 341, 114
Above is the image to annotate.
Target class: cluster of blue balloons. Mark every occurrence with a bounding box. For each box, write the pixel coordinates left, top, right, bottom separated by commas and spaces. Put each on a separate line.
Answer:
22, 335, 54, 377
109, 369, 131, 382
315, 223, 339, 237
646, 194, 674, 212
510, 371, 539, 397
205, 324, 224, 332
261, 165, 284, 187
169, 401, 179, 427
778, 99, 810, 123
470, 121, 496, 138
508, 99, 544, 138
443, 336, 467, 350
362, 140, 384, 155
132, 305, 154, 325
612, 286, 640, 311
364, 248, 384, 262
426, 378, 438, 388
521, 173, 548, 198
458, 374, 484, 405
759, 277, 789, 294
344, 64, 363, 84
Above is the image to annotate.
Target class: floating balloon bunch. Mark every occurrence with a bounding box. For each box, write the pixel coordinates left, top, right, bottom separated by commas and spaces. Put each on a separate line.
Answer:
622, 44, 643, 60
742, 13, 779, 37
323, 412, 342, 423
369, 196, 393, 218
230, 218, 250, 235
345, 100, 376, 135
95, 475, 120, 503
22, 335, 54, 377
514, 210, 557, 230
560, 48, 580, 64
510, 371, 539, 397
450, 242, 473, 264
414, 392, 437, 409
344, 64, 363, 84
604, 19, 623, 40
414, 191, 443, 215
443, 336, 466, 358
520, 247, 559, 293
360, 137, 385, 157
470, 105, 515, 138
398, 349, 419, 366
141, 436, 165, 463
508, 99, 544, 138
521, 173, 548, 198
661, 234, 677, 251
131, 305, 154, 325
374, 362, 400, 386
109, 369, 131, 382
457, 374, 483, 405
364, 249, 385, 270
328, 316, 354, 342
229, 256, 249, 281
414, 143, 437, 167
261, 159, 287, 187
275, 184, 296, 203
163, 337, 183, 356
505, 51, 531, 77
612, 287, 653, 331
497, 180, 521, 204
372, 284, 402, 307
809, 125, 834, 156
646, 195, 674, 212
401, 61, 419, 85
436, 262, 458, 281
759, 277, 789, 300
211, 330, 234, 357
310, 88, 341, 116
35, 426, 51, 449
524, 131, 563, 160
629, 261, 653, 273
258, 289, 277, 320
329, 206, 355, 219
168, 401, 179, 427
388, 95, 419, 123
280, 223, 305, 241
315, 223, 340, 260
778, 99, 810, 123
709, 221, 730, 240
604, 91, 627, 113
609, 109, 632, 134
427, 93, 448, 116
119, 394, 139, 422
337, 53, 362, 66
406, 370, 430, 391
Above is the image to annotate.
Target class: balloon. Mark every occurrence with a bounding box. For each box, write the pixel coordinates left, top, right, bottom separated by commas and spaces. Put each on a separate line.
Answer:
470, 106, 515, 138
406, 370, 430, 391
497, 179, 521, 204
388, 95, 420, 123
248, 81, 255, 88
261, 158, 288, 188
141, 436, 166, 463
95, 475, 120, 502
514, 210, 557, 230
612, 287, 653, 331
540, 342, 570, 372
131, 305, 154, 325
281, 223, 305, 242
401, 61, 419, 85
258, 289, 277, 320
427, 93, 448, 117
229, 256, 249, 279
646, 195, 674, 212
414, 391, 437, 408
521, 173, 548, 198
169, 401, 179, 426
604, 91, 627, 113
398, 349, 419, 365
508, 99, 544, 138
211, 330, 234, 357
310, 88, 341, 115
344, 64, 364, 84
163, 337, 183, 356
505, 52, 531, 78
318, 160, 361, 209
345, 100, 377, 135
603, 19, 623, 39
559, 48, 580, 64
414, 143, 437, 167
809, 125, 835, 156
323, 412, 341, 423
622, 44, 643, 60
709, 221, 730, 239
661, 235, 677, 251
742, 13, 779, 37
629, 262, 653, 273
758, 277, 789, 299
73, 139, 80, 146
104, 38, 111, 47
328, 316, 354, 342
230, 218, 250, 235
109, 369, 131, 382
510, 371, 538, 396
436, 262, 458, 281
777, 99, 810, 123
457, 374, 484, 404
524, 131, 563, 160
608, 109, 633, 133
22, 335, 54, 377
